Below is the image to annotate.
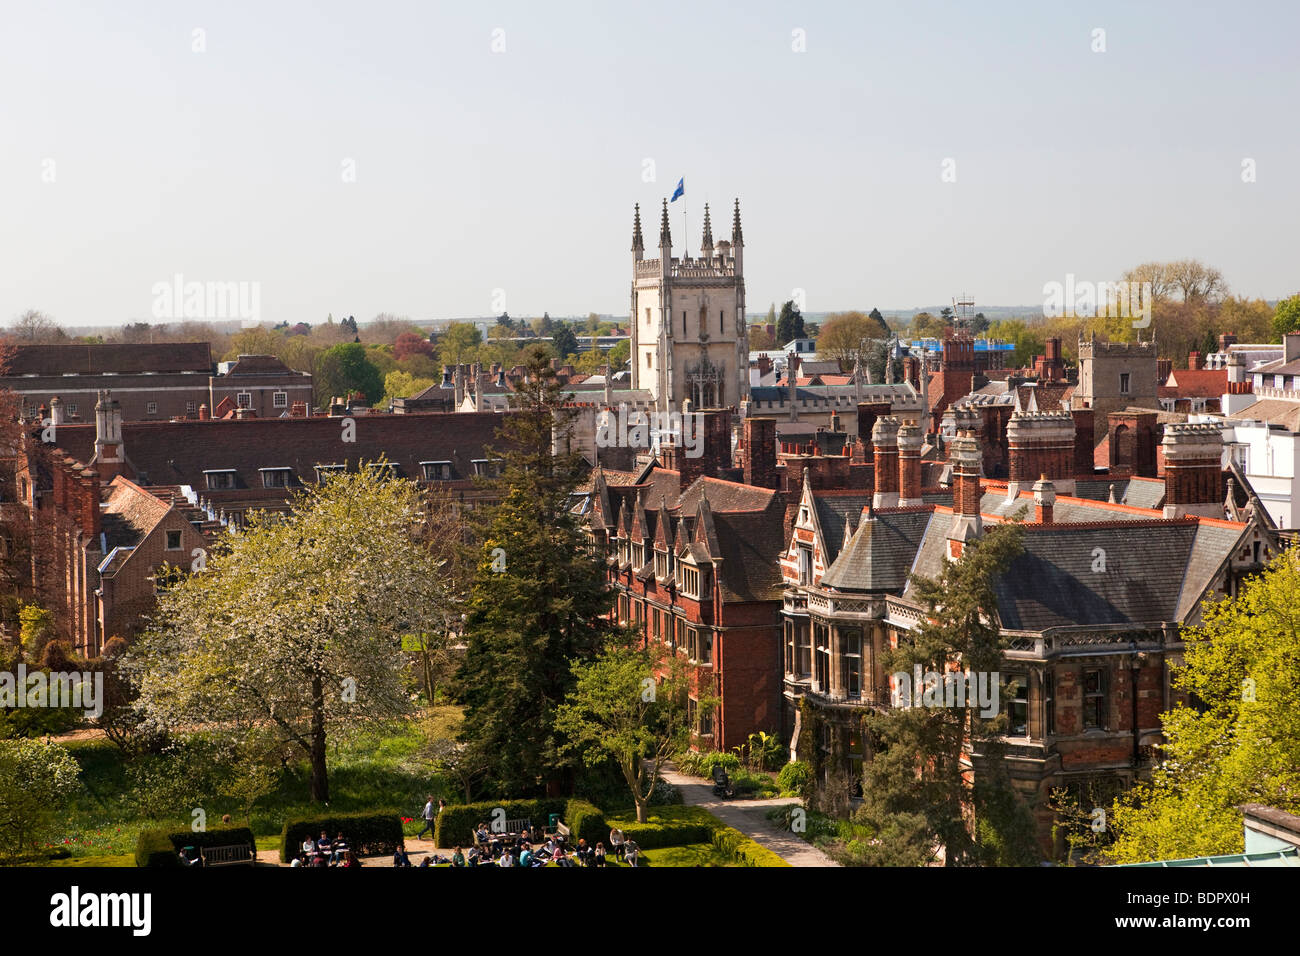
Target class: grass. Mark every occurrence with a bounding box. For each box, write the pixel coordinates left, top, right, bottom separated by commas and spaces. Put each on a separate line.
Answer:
32, 706, 465, 864
639, 843, 739, 867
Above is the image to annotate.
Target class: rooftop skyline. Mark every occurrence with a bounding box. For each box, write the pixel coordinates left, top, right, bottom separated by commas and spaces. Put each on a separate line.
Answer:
3, 0, 1296, 328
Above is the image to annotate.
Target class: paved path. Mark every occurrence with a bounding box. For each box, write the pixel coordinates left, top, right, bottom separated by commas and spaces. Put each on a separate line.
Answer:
659, 766, 840, 867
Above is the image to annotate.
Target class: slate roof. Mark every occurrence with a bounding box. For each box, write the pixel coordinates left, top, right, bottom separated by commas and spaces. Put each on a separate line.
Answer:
1226, 398, 1300, 431
1074, 477, 1166, 510
710, 508, 787, 603
820, 509, 933, 593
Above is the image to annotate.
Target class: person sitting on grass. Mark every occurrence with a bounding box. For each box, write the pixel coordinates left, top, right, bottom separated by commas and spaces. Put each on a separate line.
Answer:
393, 842, 412, 867
467, 844, 482, 867
592, 842, 607, 867
497, 847, 517, 867
289, 853, 304, 868
575, 839, 593, 866
451, 846, 466, 867
342, 849, 361, 868
551, 845, 574, 868
418, 855, 433, 868
519, 843, 534, 867
624, 840, 641, 867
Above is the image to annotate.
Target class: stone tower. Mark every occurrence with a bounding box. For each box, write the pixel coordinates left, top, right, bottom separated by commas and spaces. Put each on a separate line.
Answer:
1076, 333, 1159, 444
629, 198, 749, 411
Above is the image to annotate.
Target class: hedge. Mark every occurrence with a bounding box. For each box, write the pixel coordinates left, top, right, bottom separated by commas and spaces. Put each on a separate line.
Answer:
606, 806, 788, 866
135, 826, 257, 868
433, 799, 567, 849
280, 811, 403, 863
562, 799, 607, 848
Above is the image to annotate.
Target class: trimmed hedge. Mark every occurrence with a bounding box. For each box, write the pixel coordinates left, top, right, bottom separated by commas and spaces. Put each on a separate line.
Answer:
433, 799, 567, 849
606, 806, 788, 865
563, 799, 607, 848
135, 826, 257, 868
280, 811, 403, 863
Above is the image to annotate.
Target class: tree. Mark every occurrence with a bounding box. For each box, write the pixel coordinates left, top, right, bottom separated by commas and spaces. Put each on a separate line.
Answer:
126, 465, 451, 802
439, 322, 483, 366
776, 300, 805, 346
5, 310, 65, 344
987, 318, 1047, 368
818, 311, 890, 370
222, 327, 282, 361
314, 343, 384, 406
393, 331, 435, 363
340, 315, 359, 336
454, 347, 616, 796
0, 738, 81, 859
765, 303, 777, 327
552, 325, 579, 360
555, 644, 695, 823
1168, 259, 1227, 303
381, 370, 435, 408
856, 519, 1034, 866
1272, 294, 1300, 340
907, 312, 946, 338
606, 340, 630, 369
1107, 547, 1300, 863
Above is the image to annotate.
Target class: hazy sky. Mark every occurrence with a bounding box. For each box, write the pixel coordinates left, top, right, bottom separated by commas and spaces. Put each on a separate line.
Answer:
2, 0, 1297, 328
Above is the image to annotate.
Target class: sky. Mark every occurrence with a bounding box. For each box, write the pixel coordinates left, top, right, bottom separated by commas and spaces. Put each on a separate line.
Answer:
2, 0, 1297, 328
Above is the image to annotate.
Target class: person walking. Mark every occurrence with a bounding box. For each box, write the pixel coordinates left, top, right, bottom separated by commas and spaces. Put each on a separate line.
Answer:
416, 795, 436, 840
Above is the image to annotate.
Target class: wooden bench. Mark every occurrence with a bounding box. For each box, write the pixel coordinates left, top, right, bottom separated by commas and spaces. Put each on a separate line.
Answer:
477, 819, 532, 847
201, 844, 255, 867
553, 821, 571, 845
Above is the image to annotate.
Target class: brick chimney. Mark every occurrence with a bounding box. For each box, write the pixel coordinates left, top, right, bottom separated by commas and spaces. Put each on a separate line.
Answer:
897, 420, 923, 506
1162, 423, 1224, 518
857, 401, 890, 447
1032, 475, 1055, 524
78, 467, 101, 539
947, 428, 984, 556
1218, 333, 1237, 353
872, 416, 901, 509
902, 355, 920, 389
742, 417, 778, 489
1188, 350, 1205, 371
1006, 410, 1076, 497
199, 403, 209, 420
676, 408, 732, 488
1071, 408, 1095, 475
92, 390, 125, 481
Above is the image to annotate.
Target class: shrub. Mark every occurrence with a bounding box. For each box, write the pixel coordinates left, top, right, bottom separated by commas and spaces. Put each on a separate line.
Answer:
606, 806, 787, 866
563, 799, 607, 847
0, 738, 82, 859
710, 826, 788, 867
777, 761, 812, 798
280, 811, 403, 863
433, 799, 566, 849
674, 750, 740, 780
135, 825, 257, 867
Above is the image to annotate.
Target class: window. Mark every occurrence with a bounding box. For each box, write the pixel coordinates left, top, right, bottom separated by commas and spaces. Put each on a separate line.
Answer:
1044, 672, 1055, 736
784, 620, 794, 673
261, 468, 292, 488
689, 697, 713, 737
797, 544, 813, 585
841, 629, 862, 699
421, 461, 452, 481
632, 543, 645, 568
645, 352, 652, 368
67, 403, 78, 416
1006, 673, 1029, 736
147, 401, 158, 415
688, 628, 713, 664
273, 391, 288, 408
237, 392, 253, 408
654, 549, 668, 580
1118, 373, 1131, 394
796, 624, 811, 678
1082, 668, 1107, 730
166, 530, 182, 550
315, 464, 345, 482
813, 623, 830, 691
644, 307, 650, 325
682, 565, 701, 598
472, 459, 504, 478
186, 401, 197, 415
204, 470, 236, 490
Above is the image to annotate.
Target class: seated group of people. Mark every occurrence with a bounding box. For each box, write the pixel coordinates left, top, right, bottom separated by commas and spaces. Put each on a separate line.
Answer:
291, 831, 360, 867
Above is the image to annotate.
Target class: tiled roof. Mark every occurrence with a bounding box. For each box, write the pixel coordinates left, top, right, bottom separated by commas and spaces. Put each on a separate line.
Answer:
813, 493, 873, 565
3, 342, 212, 376
1226, 398, 1300, 431
678, 477, 775, 514
222, 354, 298, 376
820, 509, 933, 593
1162, 368, 1228, 398
711, 508, 787, 603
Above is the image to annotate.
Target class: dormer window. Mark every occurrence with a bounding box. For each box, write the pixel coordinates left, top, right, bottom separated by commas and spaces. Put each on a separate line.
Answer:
682, 565, 703, 599
654, 549, 669, 581
632, 543, 645, 568
315, 464, 346, 482
421, 460, 453, 481
237, 392, 253, 408
260, 467, 293, 489
472, 458, 504, 478
203, 469, 236, 490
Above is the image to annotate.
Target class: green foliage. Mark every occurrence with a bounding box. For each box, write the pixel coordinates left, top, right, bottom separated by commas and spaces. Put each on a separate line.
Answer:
562, 798, 607, 847
709, 824, 789, 867
439, 322, 482, 365
776, 300, 805, 346
17, 604, 53, 661
135, 825, 256, 868
454, 349, 615, 796
433, 799, 566, 848
1273, 294, 1300, 339
859, 519, 1029, 866
673, 749, 740, 779
552, 325, 579, 360
555, 643, 693, 821
1107, 546, 1300, 864
742, 730, 786, 771
280, 812, 403, 863
0, 738, 82, 859
777, 760, 812, 798
606, 339, 630, 368
315, 342, 384, 405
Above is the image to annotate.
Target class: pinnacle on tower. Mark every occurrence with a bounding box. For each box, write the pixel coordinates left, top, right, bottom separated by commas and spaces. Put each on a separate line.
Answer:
700, 202, 713, 255
659, 198, 672, 248
731, 197, 743, 245
631, 203, 644, 253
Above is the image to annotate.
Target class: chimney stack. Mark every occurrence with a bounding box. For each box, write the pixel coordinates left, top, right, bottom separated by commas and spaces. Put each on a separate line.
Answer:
50, 396, 65, 426
897, 420, 923, 506
1162, 423, 1225, 518
947, 427, 984, 557
1033, 475, 1055, 524
1189, 350, 1205, 371
872, 417, 902, 508
742, 417, 778, 489
1006, 410, 1076, 497
92, 390, 125, 481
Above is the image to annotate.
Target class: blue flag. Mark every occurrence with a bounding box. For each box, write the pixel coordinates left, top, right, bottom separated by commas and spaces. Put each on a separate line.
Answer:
670, 177, 684, 202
